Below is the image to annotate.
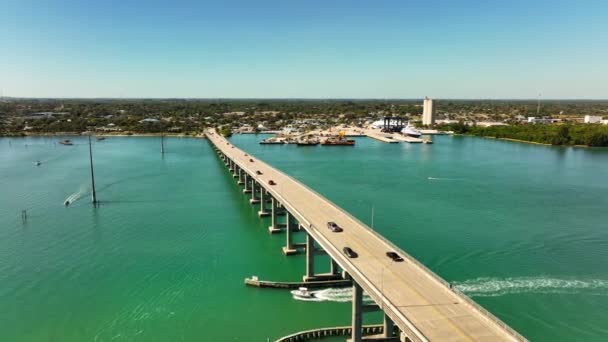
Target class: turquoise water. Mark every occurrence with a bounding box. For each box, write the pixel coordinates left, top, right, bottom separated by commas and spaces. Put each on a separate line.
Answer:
1, 135, 607, 341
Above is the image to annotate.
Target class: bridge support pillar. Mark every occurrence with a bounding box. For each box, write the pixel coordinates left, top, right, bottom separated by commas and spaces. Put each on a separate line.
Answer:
352, 282, 363, 342
249, 180, 260, 204
383, 314, 395, 338
237, 168, 244, 185
243, 174, 251, 193
282, 212, 298, 255
303, 233, 315, 281
268, 197, 281, 233
258, 188, 269, 217
330, 259, 339, 275
232, 164, 239, 178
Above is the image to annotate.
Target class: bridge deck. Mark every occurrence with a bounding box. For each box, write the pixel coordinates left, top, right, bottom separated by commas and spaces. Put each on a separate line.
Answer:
206, 131, 526, 342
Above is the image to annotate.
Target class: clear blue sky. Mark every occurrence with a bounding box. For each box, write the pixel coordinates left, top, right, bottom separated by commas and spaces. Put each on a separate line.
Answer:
1, 0, 606, 99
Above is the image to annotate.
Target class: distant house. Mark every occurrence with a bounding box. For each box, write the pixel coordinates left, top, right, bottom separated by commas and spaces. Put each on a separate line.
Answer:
584, 115, 603, 124
139, 118, 159, 123
514, 115, 526, 122
476, 121, 508, 127
527, 117, 560, 124
24, 112, 69, 120
282, 125, 301, 134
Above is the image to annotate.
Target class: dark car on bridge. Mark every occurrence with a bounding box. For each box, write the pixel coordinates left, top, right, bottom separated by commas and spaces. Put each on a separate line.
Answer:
343, 247, 357, 258
256, 170, 263, 175
268, 180, 276, 185
327, 221, 343, 232
249, 158, 254, 162
386, 251, 404, 262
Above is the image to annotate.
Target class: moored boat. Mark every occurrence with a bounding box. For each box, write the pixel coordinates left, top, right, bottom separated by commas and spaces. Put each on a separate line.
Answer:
401, 124, 422, 138
321, 131, 355, 146
59, 139, 73, 145
259, 139, 285, 145
321, 139, 355, 146
297, 137, 320, 146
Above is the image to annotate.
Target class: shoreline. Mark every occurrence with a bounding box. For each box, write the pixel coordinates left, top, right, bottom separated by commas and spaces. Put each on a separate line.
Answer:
1, 132, 206, 138
457, 134, 597, 148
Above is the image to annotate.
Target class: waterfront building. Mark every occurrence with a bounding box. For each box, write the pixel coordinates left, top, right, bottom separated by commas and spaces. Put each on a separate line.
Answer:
422, 97, 435, 126
527, 117, 560, 124
139, 118, 160, 123
584, 115, 603, 124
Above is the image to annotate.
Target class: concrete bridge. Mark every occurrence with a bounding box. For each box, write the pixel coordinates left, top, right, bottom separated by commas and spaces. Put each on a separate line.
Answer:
205, 130, 527, 342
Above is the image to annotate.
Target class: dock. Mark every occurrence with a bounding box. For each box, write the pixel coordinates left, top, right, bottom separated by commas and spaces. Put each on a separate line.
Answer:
245, 277, 352, 289
390, 134, 423, 143
364, 130, 399, 143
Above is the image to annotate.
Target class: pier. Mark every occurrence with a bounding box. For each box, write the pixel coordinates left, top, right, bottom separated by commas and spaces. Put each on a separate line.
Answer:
206, 129, 527, 342
244, 277, 351, 289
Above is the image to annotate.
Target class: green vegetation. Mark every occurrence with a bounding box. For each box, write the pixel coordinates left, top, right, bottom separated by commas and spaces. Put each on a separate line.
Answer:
218, 126, 232, 137
1, 98, 607, 147
443, 123, 608, 147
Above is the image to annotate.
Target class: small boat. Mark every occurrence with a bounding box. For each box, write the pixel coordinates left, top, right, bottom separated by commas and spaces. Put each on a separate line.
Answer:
321, 138, 355, 146
292, 287, 315, 299
401, 124, 422, 138
59, 139, 73, 146
96, 137, 106, 141
64, 200, 70, 206
259, 138, 285, 145
321, 131, 355, 146
297, 137, 319, 146
35, 160, 42, 166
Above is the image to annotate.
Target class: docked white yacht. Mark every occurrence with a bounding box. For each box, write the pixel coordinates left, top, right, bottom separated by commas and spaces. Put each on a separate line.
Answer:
401, 124, 422, 138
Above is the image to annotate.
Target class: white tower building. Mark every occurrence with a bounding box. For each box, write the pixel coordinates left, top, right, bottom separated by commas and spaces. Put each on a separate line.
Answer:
422, 97, 435, 126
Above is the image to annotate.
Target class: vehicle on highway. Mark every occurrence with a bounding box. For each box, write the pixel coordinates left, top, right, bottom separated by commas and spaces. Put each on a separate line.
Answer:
327, 221, 343, 232
343, 247, 358, 258
249, 158, 254, 162
386, 251, 404, 262
256, 170, 263, 175
268, 180, 276, 185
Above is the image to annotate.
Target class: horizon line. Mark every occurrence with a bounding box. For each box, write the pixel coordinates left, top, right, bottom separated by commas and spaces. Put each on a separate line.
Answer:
2, 96, 608, 101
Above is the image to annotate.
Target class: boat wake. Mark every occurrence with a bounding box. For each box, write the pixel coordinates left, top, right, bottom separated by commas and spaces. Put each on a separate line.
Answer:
64, 185, 88, 206
453, 276, 608, 297
427, 176, 462, 181
291, 287, 374, 303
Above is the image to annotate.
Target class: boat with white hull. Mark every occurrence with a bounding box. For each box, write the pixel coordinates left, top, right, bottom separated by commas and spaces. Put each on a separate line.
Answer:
401, 124, 422, 138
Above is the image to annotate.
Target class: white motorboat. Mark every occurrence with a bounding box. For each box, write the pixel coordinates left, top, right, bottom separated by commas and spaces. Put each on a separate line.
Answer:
401, 124, 422, 138
292, 287, 315, 299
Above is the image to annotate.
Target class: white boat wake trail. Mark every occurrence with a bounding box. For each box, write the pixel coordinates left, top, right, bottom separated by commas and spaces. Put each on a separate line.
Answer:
453, 276, 608, 297
64, 185, 89, 205
427, 176, 463, 181
291, 287, 374, 303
